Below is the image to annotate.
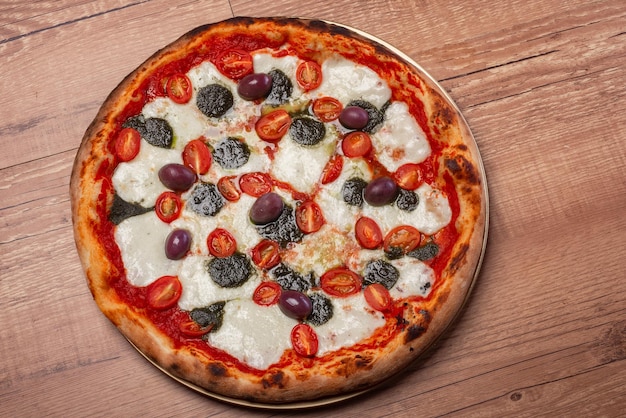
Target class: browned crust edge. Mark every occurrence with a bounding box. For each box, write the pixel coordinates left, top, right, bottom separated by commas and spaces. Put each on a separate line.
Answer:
70, 16, 487, 405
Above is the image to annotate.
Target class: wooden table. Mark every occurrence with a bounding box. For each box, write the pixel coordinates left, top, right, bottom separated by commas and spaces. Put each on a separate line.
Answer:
2, 1, 625, 416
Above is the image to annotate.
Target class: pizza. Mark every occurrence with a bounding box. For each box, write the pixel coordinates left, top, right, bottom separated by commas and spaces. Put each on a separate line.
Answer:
70, 17, 486, 405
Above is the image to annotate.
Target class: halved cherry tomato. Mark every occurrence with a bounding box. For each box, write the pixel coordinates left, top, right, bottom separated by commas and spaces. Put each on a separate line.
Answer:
166, 73, 193, 104
255, 110, 292, 143
383, 225, 422, 256
155, 191, 183, 223
296, 61, 322, 91
251, 239, 281, 269
342, 131, 372, 158
114, 127, 141, 162
320, 154, 344, 185
291, 323, 319, 357
207, 228, 237, 258
364, 283, 393, 312
239, 172, 273, 197
393, 163, 424, 190
146, 275, 182, 310
217, 176, 241, 202
355, 217, 383, 249
215, 49, 253, 80
312, 97, 343, 122
179, 320, 213, 338
182, 139, 212, 175
295, 201, 324, 234
252, 281, 282, 306
320, 267, 362, 297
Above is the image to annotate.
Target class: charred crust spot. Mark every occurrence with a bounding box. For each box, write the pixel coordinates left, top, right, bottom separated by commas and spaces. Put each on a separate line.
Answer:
262, 371, 285, 389
355, 354, 374, 369
209, 362, 227, 377
445, 154, 480, 185
405, 325, 426, 342
449, 243, 469, 273
169, 362, 181, 373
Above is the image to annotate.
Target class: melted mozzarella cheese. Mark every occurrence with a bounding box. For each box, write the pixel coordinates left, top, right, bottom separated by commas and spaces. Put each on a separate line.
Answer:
177, 255, 261, 311
112, 143, 180, 206
315, 56, 391, 108
207, 300, 296, 370
114, 212, 181, 287
141, 99, 208, 150
371, 101, 431, 171
270, 128, 337, 193
362, 183, 452, 235
389, 257, 435, 298
315, 158, 372, 232
315, 294, 386, 356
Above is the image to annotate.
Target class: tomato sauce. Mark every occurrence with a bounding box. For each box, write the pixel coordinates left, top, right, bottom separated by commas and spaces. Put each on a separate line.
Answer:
95, 29, 463, 375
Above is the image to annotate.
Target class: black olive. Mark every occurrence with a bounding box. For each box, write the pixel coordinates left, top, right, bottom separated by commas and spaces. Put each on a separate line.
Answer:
266, 69, 293, 105
206, 253, 253, 288
289, 117, 326, 146
396, 189, 419, 212
108, 193, 152, 225
270, 263, 313, 292
254, 205, 304, 247
187, 182, 225, 217
363, 259, 399, 289
306, 293, 333, 326
196, 84, 234, 118
123, 115, 173, 148
189, 302, 226, 331
407, 242, 439, 261
341, 177, 367, 207
346, 100, 385, 133
212, 137, 250, 169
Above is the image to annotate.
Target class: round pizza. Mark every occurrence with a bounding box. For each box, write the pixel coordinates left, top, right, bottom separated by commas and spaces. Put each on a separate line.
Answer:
70, 17, 487, 405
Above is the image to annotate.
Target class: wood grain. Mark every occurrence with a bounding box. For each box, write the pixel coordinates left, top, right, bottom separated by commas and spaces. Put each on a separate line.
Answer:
1, 0, 624, 416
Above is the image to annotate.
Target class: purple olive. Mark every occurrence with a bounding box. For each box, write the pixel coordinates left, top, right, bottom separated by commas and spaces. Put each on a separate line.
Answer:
164, 228, 192, 260
249, 192, 284, 225
338, 106, 369, 130
364, 176, 398, 206
158, 163, 196, 192
237, 73, 273, 101
278, 290, 313, 320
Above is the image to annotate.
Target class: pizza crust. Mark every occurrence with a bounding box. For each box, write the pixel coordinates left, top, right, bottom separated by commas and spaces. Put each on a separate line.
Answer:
71, 17, 487, 404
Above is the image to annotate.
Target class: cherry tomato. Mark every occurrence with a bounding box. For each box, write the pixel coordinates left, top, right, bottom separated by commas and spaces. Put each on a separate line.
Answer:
355, 217, 383, 249
342, 131, 372, 158
114, 127, 141, 162
217, 176, 241, 202
291, 323, 319, 357
239, 172, 273, 197
393, 163, 424, 190
252, 281, 282, 306
295, 201, 324, 234
146, 275, 182, 310
383, 225, 422, 255
312, 97, 343, 122
207, 228, 237, 258
182, 139, 212, 175
320, 267, 362, 297
251, 239, 281, 269
166, 73, 192, 104
155, 191, 183, 223
296, 61, 323, 91
320, 154, 343, 185
179, 321, 213, 338
255, 110, 292, 143
215, 49, 253, 80
364, 283, 393, 312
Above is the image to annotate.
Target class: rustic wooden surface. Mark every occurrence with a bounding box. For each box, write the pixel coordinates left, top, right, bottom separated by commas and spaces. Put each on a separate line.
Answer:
1, 0, 625, 416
